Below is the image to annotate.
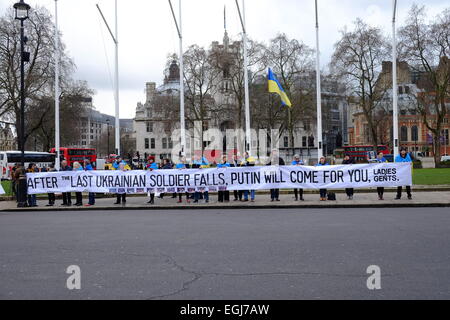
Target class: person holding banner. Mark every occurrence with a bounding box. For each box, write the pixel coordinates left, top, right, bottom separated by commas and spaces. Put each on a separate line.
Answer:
175, 157, 191, 204
146, 156, 158, 205
374, 152, 388, 200
84, 159, 96, 207
217, 155, 231, 202
60, 160, 72, 206
193, 155, 210, 203
342, 155, 355, 200
395, 148, 413, 200
292, 155, 305, 201
267, 150, 285, 202
114, 162, 128, 205
316, 157, 329, 201
46, 164, 57, 207
26, 163, 38, 207
231, 154, 243, 201
72, 162, 84, 206
242, 152, 257, 202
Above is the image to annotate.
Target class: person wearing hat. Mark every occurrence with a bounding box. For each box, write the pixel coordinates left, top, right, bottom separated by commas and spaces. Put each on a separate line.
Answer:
395, 148, 413, 200
292, 154, 305, 201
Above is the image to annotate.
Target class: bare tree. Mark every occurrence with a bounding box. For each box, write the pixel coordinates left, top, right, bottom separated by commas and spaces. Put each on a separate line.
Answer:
399, 5, 450, 165
331, 19, 389, 149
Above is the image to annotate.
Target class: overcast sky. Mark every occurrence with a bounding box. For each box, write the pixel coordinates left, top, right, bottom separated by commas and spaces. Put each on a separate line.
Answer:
0, 0, 447, 119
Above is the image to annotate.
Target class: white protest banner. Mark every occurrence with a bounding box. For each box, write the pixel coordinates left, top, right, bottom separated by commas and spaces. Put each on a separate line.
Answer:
0, 183, 5, 195
26, 163, 412, 194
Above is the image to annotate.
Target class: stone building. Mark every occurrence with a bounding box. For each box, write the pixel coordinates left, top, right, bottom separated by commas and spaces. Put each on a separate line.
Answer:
0, 124, 15, 151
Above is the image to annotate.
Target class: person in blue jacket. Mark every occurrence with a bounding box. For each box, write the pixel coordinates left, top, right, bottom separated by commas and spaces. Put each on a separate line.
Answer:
84, 159, 95, 206
175, 157, 191, 203
374, 152, 388, 200
395, 147, 412, 200
217, 155, 231, 202
316, 157, 329, 201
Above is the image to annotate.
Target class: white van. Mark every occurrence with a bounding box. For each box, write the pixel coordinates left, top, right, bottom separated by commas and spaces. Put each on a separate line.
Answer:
0, 151, 56, 180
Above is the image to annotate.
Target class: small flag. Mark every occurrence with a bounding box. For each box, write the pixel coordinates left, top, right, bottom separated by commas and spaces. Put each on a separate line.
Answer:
268, 68, 292, 107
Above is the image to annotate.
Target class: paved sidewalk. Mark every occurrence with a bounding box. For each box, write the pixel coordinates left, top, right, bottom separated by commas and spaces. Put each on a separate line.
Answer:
1, 190, 450, 211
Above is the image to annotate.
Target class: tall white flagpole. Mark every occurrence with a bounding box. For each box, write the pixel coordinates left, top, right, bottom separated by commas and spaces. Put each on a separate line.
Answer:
235, 0, 251, 153
114, 0, 120, 156
315, 0, 323, 161
168, 0, 186, 157
179, 0, 186, 157
392, 0, 399, 159
54, 0, 60, 170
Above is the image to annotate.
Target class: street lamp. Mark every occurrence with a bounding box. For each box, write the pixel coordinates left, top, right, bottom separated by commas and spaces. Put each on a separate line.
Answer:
14, 0, 30, 208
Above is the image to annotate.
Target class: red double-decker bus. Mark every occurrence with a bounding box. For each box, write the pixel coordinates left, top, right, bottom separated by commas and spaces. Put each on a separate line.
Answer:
50, 148, 97, 168
343, 145, 390, 162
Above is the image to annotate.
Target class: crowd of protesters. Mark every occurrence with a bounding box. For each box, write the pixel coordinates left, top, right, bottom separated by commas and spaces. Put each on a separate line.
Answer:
9, 147, 414, 207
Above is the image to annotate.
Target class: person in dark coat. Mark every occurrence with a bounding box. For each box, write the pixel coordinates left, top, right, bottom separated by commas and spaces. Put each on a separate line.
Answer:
292, 154, 305, 201
267, 149, 285, 202
60, 160, 72, 206
46, 164, 57, 207
316, 157, 329, 201
342, 155, 355, 200
374, 152, 388, 200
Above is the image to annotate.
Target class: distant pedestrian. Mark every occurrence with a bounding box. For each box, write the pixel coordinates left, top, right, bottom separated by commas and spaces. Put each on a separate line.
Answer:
395, 148, 413, 200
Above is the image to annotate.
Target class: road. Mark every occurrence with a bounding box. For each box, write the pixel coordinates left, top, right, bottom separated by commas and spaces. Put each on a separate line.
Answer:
1, 208, 449, 300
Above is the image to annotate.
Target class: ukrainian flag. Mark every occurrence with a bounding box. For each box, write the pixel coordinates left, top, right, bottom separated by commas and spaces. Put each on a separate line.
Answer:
268, 68, 292, 107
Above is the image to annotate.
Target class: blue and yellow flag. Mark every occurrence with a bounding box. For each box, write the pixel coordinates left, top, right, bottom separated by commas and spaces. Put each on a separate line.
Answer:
268, 68, 292, 107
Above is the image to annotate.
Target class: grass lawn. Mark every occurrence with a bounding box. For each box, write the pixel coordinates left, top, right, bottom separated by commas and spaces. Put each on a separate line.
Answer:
1, 180, 12, 196
413, 168, 450, 185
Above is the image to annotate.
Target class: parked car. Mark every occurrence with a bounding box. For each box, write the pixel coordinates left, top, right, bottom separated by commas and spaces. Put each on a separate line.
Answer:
441, 155, 450, 162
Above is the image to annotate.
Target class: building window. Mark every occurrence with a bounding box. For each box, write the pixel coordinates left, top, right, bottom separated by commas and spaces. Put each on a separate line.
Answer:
283, 136, 289, 148
151, 138, 155, 149
145, 138, 149, 149
162, 138, 167, 149
146, 122, 153, 133
411, 126, 419, 142
168, 137, 173, 149
398, 86, 403, 94
400, 126, 408, 142
443, 129, 449, 146
302, 136, 307, 147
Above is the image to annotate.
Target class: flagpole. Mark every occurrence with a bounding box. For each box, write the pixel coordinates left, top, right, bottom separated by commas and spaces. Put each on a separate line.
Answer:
392, 0, 399, 159
114, 0, 120, 156
315, 0, 323, 161
235, 0, 251, 153
54, 0, 60, 170
168, 0, 186, 157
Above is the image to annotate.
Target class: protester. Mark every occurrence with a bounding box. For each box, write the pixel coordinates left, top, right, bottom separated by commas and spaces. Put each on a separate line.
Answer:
14, 164, 27, 207
342, 155, 355, 200
230, 154, 243, 201
72, 162, 83, 206
316, 157, 329, 201
46, 164, 57, 207
84, 159, 95, 206
374, 152, 388, 200
395, 148, 413, 200
146, 156, 158, 204
242, 152, 256, 202
267, 149, 285, 202
217, 155, 230, 202
160, 158, 174, 199
60, 160, 72, 206
112, 156, 126, 170
292, 154, 305, 201
26, 163, 38, 207
175, 156, 191, 203
192, 155, 210, 203
114, 163, 128, 205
